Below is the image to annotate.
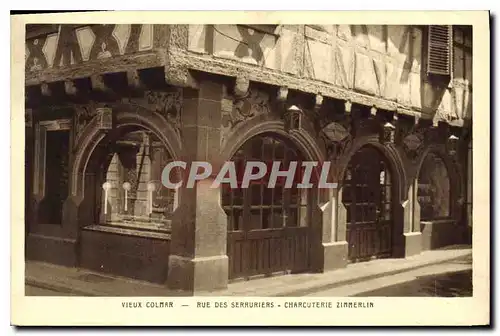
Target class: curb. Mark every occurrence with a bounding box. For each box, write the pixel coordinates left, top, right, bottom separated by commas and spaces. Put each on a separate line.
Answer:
25, 277, 99, 296
275, 252, 472, 297
25, 251, 471, 297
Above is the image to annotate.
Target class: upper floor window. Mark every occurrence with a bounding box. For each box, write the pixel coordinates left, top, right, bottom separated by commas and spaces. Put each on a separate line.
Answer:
427, 25, 472, 81
427, 25, 453, 76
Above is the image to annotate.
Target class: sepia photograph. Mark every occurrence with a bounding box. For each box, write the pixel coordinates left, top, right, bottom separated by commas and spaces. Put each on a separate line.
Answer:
10, 10, 490, 326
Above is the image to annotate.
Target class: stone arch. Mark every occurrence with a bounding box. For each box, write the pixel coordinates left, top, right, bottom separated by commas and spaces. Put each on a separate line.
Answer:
336, 135, 407, 204
415, 144, 463, 220
63, 105, 183, 234
71, 106, 183, 202
333, 135, 410, 259
221, 114, 326, 164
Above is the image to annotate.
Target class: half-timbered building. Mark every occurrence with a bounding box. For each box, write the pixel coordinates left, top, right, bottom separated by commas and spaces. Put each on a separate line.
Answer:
25, 24, 473, 292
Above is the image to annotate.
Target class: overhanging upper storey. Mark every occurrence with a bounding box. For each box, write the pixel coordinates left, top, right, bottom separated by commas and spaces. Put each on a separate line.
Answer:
25, 24, 472, 128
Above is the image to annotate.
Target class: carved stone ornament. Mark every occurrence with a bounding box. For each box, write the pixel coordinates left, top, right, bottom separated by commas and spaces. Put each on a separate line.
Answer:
97, 107, 113, 131
403, 133, 424, 161
74, 105, 98, 144
322, 121, 350, 142
220, 87, 271, 146
321, 122, 352, 161
229, 89, 270, 126
124, 89, 182, 135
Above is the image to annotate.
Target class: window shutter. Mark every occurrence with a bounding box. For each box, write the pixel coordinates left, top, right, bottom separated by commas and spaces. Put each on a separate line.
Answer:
427, 25, 453, 76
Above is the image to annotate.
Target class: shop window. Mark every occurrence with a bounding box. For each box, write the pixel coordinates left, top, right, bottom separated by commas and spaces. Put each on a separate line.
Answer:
99, 130, 177, 231
418, 153, 451, 220
222, 134, 309, 231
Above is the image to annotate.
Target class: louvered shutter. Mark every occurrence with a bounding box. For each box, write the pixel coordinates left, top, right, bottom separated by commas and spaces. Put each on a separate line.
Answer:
427, 25, 453, 76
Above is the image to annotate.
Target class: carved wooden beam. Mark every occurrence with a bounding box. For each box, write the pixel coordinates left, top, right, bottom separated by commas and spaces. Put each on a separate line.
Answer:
164, 65, 198, 89
126, 70, 144, 90
393, 112, 399, 123
90, 74, 109, 93
274, 86, 289, 111
344, 100, 352, 114
64, 80, 78, 96
314, 93, 323, 114
234, 76, 250, 98
40, 82, 51, 97
276, 86, 288, 104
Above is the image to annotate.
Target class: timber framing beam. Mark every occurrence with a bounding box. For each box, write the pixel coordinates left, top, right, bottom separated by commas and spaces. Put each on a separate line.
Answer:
176, 49, 435, 123
25, 52, 162, 87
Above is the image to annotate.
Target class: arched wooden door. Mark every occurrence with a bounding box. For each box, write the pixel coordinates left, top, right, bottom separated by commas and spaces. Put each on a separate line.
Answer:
343, 146, 394, 262
222, 134, 311, 280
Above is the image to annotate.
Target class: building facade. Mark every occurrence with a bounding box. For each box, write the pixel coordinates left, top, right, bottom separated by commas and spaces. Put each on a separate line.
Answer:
25, 24, 473, 292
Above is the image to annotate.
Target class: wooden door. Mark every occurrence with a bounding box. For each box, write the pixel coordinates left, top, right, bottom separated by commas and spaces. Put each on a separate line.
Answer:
343, 147, 393, 262
224, 135, 310, 280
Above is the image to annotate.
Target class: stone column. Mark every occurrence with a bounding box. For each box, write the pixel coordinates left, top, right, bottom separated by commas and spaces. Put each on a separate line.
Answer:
167, 78, 229, 292
400, 179, 423, 257
311, 185, 348, 272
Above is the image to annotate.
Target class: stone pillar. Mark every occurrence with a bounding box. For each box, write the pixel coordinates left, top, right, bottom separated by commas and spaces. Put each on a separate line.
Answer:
311, 186, 348, 272
400, 179, 422, 257
167, 78, 229, 292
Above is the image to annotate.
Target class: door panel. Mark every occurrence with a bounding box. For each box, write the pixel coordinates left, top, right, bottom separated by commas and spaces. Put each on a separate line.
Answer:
228, 227, 309, 279
344, 146, 394, 262
224, 134, 311, 280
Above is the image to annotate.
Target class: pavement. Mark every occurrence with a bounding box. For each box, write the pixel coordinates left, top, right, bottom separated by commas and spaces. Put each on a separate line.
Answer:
25, 245, 472, 297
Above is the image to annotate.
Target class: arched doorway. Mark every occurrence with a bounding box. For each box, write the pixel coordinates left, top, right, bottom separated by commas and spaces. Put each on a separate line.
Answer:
418, 152, 451, 221
222, 133, 311, 279
342, 146, 394, 262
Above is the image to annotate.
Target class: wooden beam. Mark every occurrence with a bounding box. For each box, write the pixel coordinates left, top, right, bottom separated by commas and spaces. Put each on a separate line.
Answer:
344, 100, 352, 114
40, 82, 51, 97
64, 80, 78, 96
314, 93, 323, 114
126, 70, 144, 90
277, 86, 288, 103
26, 52, 162, 86
164, 65, 198, 89
234, 76, 250, 98
90, 74, 109, 93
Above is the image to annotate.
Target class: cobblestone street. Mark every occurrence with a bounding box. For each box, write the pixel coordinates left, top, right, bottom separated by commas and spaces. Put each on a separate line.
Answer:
354, 269, 472, 297
306, 254, 472, 297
